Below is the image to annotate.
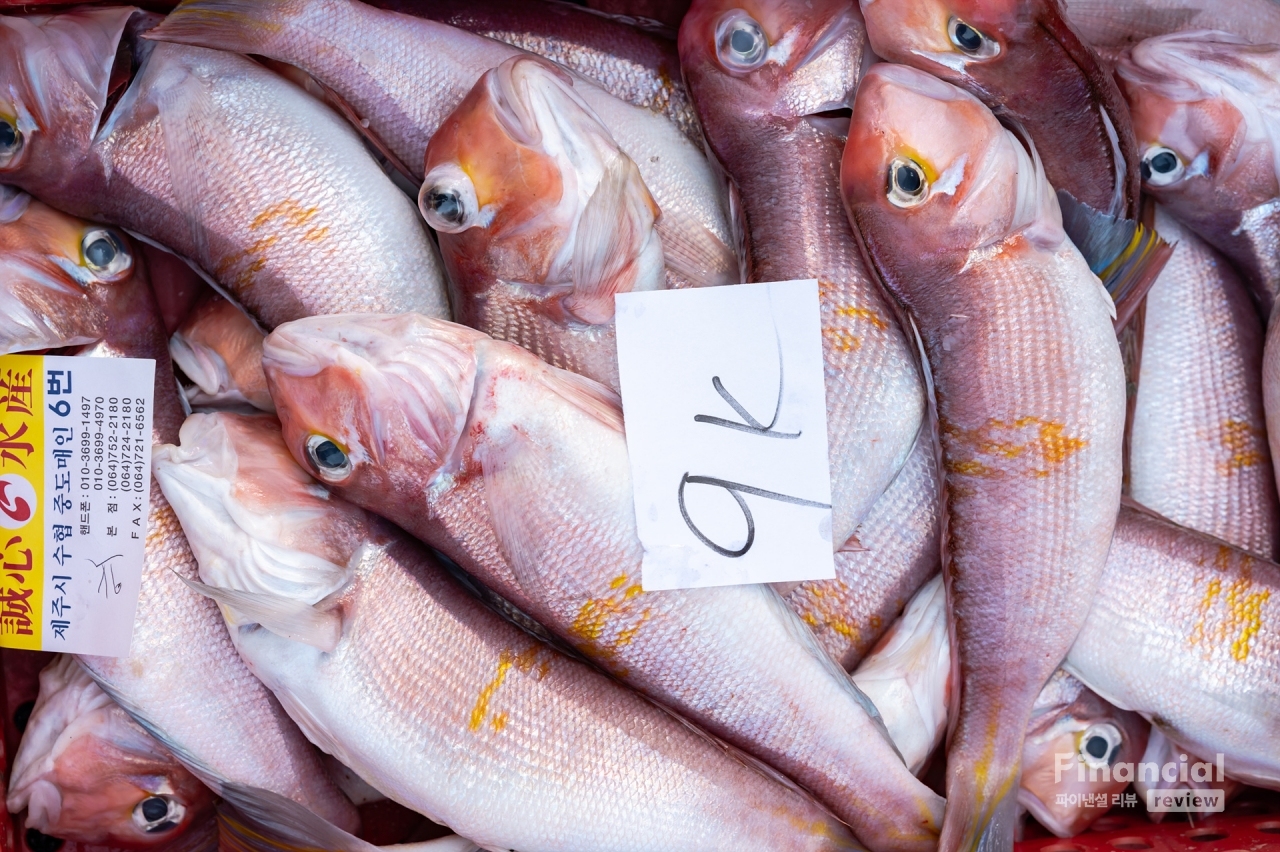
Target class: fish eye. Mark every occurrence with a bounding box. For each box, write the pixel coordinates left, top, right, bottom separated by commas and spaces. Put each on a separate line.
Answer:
132, 795, 184, 833
947, 17, 999, 59
81, 229, 133, 280
1078, 723, 1122, 769
0, 117, 22, 168
715, 11, 768, 72
887, 157, 929, 208
1141, 145, 1185, 187
418, 163, 480, 234
306, 434, 352, 481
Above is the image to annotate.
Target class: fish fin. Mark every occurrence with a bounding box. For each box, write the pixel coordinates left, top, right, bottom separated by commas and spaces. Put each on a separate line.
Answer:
75, 663, 230, 796
175, 574, 341, 653
657, 214, 740, 289
215, 784, 381, 852
1057, 190, 1173, 330
144, 0, 295, 58
837, 531, 868, 553
533, 360, 624, 433
565, 155, 662, 325
474, 428, 557, 607
976, 787, 1022, 852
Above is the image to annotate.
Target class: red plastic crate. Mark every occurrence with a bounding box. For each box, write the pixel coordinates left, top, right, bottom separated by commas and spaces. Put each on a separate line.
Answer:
1018, 811, 1280, 851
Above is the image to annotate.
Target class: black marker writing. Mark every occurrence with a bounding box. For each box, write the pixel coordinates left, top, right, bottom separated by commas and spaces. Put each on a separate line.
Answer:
694, 335, 799, 439
678, 474, 830, 558
92, 554, 123, 599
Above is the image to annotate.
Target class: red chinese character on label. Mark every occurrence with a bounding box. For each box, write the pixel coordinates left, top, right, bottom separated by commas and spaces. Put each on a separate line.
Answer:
0, 422, 34, 470
0, 585, 33, 635
0, 369, 33, 416
3, 535, 31, 581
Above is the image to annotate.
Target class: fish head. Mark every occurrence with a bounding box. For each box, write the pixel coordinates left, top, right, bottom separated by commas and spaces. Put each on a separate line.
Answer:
0, 8, 147, 189
261, 314, 486, 518
859, 0, 1095, 111
1118, 32, 1280, 224
7, 656, 214, 847
152, 413, 379, 618
1017, 671, 1149, 837
679, 0, 866, 135
0, 189, 143, 354
421, 55, 662, 326
841, 63, 1063, 311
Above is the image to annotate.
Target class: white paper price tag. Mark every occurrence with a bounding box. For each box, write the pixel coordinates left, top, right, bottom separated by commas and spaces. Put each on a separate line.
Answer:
615, 280, 836, 590
0, 354, 154, 655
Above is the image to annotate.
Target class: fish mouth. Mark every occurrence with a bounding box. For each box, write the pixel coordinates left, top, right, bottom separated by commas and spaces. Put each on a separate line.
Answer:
153, 412, 359, 604
804, 105, 854, 137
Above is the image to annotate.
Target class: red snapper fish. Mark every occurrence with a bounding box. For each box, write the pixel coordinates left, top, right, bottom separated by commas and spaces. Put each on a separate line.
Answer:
7, 656, 215, 847
842, 64, 1126, 851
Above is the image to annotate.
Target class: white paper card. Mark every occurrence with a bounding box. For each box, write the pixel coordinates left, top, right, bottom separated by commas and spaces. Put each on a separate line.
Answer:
0, 353, 154, 656
615, 280, 836, 590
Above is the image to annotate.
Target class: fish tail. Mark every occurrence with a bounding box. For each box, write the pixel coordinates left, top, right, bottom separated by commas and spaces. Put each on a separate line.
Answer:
145, 0, 306, 56
1056, 190, 1173, 331
939, 723, 1024, 852
939, 778, 1021, 852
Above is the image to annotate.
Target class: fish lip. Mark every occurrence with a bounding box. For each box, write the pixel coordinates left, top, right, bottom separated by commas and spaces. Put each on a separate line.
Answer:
792, 7, 860, 75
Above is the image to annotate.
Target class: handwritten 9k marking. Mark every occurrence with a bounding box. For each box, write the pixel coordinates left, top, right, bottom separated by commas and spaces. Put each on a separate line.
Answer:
681, 340, 830, 558
679, 475, 830, 558
694, 332, 800, 439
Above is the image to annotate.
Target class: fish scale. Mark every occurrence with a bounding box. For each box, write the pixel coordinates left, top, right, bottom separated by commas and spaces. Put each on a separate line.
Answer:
678, 0, 927, 550
0, 197, 357, 830
787, 430, 942, 671
1130, 207, 1280, 559
0, 10, 449, 331
154, 413, 863, 852
1066, 506, 1280, 789
261, 313, 946, 852
147, 0, 739, 290
841, 65, 1125, 852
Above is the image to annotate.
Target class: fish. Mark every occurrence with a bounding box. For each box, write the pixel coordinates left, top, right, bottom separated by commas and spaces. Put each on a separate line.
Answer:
420, 54, 664, 391
169, 289, 273, 412
1129, 206, 1279, 559
585, 0, 690, 30
841, 64, 1127, 851
786, 431, 942, 671
0, 8, 450, 330
848, 575, 951, 777
1061, 0, 1280, 65
1066, 504, 1280, 788
260, 312, 946, 852
0, 191, 360, 832
858, 0, 1141, 222
846, 578, 1150, 839
153, 410, 864, 852
1117, 30, 1280, 316
1017, 670, 1148, 838
372, 0, 702, 144
1131, 728, 1243, 822
679, 0, 927, 544
146, 0, 738, 290
6, 655, 215, 847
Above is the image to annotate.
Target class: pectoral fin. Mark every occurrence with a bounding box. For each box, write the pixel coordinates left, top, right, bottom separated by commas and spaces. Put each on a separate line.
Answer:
176, 574, 341, 653
565, 155, 663, 325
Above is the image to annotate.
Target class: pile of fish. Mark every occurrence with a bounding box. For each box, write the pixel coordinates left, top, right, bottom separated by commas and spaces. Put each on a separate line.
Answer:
0, 0, 1278, 849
